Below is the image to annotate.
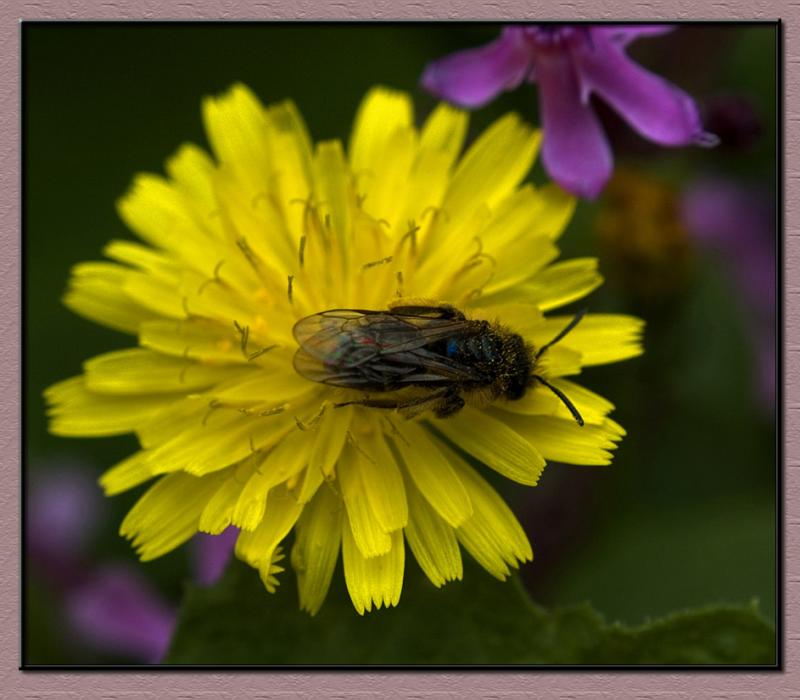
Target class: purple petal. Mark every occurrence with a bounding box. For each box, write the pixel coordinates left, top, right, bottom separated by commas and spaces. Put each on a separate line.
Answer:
681, 176, 776, 414
594, 25, 676, 47
572, 30, 711, 147
421, 27, 533, 108
65, 564, 176, 663
535, 48, 613, 198
27, 463, 104, 577
191, 527, 238, 586
681, 177, 776, 315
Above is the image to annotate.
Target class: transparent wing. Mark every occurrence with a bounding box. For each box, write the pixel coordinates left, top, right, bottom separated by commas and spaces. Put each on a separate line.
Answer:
292, 307, 485, 390
292, 348, 378, 387
292, 308, 474, 369
292, 346, 479, 389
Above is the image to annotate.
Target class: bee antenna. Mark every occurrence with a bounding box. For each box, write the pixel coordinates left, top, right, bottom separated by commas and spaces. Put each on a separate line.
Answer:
531, 375, 585, 427
534, 308, 587, 360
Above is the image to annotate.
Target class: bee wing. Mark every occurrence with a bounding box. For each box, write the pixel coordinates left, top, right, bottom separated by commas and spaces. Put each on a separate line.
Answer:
389, 348, 482, 383
292, 309, 472, 369
292, 310, 380, 368
293, 346, 479, 389
292, 348, 377, 387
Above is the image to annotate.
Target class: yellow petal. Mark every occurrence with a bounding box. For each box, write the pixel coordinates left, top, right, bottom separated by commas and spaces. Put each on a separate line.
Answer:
349, 87, 413, 176
164, 143, 220, 227
207, 170, 296, 289
530, 182, 576, 240
202, 83, 272, 201
396, 103, 467, 259
418, 102, 468, 167
198, 458, 260, 534
99, 451, 154, 496
144, 409, 296, 477
291, 484, 343, 615
363, 127, 417, 234
497, 410, 624, 466
116, 172, 224, 275
258, 545, 286, 593
342, 520, 404, 615
432, 407, 545, 486
468, 302, 544, 335
63, 262, 158, 334
234, 483, 303, 568
292, 460, 325, 505
232, 428, 314, 531
443, 113, 540, 230
45, 376, 175, 437
484, 241, 561, 302
139, 318, 251, 363
83, 348, 239, 395
441, 445, 533, 579
210, 369, 313, 406
475, 185, 544, 249
120, 470, 227, 561
349, 419, 407, 533
390, 420, 472, 527
531, 313, 645, 366
497, 378, 615, 426
313, 140, 353, 275
404, 476, 462, 588
308, 403, 353, 478
103, 242, 180, 288
395, 148, 453, 255
134, 395, 210, 449
337, 442, 391, 558
415, 203, 493, 292
121, 269, 186, 320
263, 99, 314, 246
517, 258, 603, 311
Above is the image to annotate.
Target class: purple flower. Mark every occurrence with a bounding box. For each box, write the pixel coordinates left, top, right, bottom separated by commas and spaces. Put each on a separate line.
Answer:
681, 177, 775, 316
191, 526, 238, 586
421, 25, 717, 198
27, 463, 104, 586
65, 564, 176, 663
681, 177, 776, 410
28, 462, 177, 663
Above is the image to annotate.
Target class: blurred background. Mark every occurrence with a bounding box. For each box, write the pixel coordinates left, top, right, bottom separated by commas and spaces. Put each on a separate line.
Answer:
24, 23, 778, 663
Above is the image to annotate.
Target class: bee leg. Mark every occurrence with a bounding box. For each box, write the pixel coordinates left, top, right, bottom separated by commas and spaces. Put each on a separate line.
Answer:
334, 397, 412, 410
432, 390, 465, 418
334, 388, 453, 414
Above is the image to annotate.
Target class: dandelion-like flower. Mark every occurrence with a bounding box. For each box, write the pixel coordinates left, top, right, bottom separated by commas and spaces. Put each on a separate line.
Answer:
46, 85, 643, 615
421, 25, 717, 198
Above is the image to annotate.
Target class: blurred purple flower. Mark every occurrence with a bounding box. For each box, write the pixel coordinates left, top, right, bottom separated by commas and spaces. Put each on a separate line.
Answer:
681, 177, 776, 409
191, 527, 238, 586
421, 25, 717, 198
28, 463, 178, 663
65, 564, 176, 663
682, 177, 775, 314
27, 464, 104, 586
29, 465, 241, 662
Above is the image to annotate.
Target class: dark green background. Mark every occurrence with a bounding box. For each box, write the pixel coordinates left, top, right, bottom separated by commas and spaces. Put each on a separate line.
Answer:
24, 23, 778, 663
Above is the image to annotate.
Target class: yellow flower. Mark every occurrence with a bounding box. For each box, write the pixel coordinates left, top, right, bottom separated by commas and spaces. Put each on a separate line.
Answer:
45, 84, 643, 615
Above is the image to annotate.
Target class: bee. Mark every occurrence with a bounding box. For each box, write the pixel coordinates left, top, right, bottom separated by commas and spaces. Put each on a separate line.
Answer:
292, 303, 585, 424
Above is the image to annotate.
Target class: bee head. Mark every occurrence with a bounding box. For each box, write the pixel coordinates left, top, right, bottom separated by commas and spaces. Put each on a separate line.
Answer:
501, 334, 533, 401
504, 375, 528, 401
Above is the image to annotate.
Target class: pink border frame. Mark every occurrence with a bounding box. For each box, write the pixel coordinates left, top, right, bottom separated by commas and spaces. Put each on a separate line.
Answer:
6, 2, 794, 696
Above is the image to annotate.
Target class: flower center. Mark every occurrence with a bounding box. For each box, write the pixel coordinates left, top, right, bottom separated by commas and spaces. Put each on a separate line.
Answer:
522, 25, 588, 51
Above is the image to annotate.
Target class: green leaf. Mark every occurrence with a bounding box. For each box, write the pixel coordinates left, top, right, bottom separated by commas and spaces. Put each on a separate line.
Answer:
165, 559, 775, 665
